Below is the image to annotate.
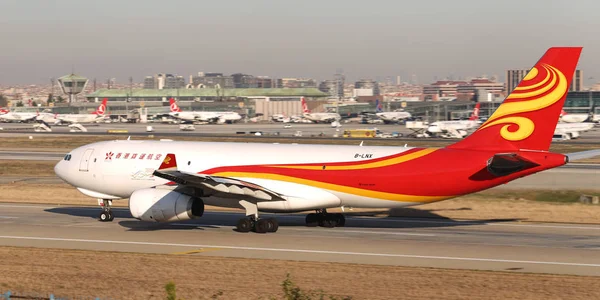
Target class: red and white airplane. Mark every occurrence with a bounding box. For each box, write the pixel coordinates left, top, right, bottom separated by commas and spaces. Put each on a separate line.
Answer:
426, 102, 482, 138
38, 99, 108, 125
301, 97, 341, 123
54, 47, 599, 233
168, 99, 242, 124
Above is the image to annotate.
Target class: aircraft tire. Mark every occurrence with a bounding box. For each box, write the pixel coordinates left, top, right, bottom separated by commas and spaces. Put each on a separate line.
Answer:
335, 213, 345, 227
255, 219, 269, 234
236, 218, 252, 233
99, 211, 110, 222
267, 218, 279, 233
305, 214, 318, 227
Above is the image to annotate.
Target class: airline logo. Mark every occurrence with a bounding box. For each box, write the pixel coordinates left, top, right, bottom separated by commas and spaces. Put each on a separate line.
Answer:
93, 99, 108, 115
375, 99, 383, 113
477, 63, 568, 142
469, 103, 480, 120
169, 98, 181, 112
301, 97, 310, 113
105, 152, 163, 161
0, 108, 8, 114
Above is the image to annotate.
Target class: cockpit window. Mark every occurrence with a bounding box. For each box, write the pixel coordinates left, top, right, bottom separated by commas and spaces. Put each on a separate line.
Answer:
64, 154, 72, 161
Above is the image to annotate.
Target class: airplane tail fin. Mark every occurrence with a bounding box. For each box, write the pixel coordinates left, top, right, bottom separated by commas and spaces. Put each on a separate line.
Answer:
375, 99, 383, 113
158, 153, 177, 171
301, 97, 310, 113
169, 98, 181, 112
93, 98, 107, 116
469, 102, 481, 120
448, 47, 582, 152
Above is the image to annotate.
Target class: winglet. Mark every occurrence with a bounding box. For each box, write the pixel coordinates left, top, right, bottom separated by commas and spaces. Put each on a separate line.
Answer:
158, 153, 178, 170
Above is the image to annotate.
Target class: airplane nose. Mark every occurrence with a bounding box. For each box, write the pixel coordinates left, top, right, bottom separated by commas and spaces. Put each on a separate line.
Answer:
54, 159, 68, 182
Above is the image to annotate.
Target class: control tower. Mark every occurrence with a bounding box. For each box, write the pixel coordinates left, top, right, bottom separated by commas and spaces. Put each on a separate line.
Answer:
58, 73, 88, 105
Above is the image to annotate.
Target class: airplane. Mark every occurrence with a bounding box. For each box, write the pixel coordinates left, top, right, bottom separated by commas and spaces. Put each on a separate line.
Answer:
560, 103, 597, 123
168, 99, 242, 124
46, 99, 108, 125
54, 47, 600, 234
426, 102, 481, 138
301, 97, 341, 123
0, 109, 39, 123
374, 99, 412, 124
554, 122, 595, 140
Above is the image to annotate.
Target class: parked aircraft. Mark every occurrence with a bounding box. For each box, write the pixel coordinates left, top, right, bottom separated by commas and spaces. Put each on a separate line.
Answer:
54, 47, 600, 234
374, 99, 412, 124
169, 99, 242, 124
560, 103, 597, 123
426, 103, 481, 138
47, 99, 108, 125
301, 97, 341, 123
0, 109, 40, 123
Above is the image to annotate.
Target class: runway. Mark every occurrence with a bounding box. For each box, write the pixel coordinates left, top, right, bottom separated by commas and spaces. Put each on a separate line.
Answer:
0, 204, 599, 276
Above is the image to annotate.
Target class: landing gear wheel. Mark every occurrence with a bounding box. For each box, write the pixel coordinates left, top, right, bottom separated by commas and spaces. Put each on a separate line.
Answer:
107, 212, 115, 221
266, 218, 279, 233
255, 219, 269, 234
334, 213, 345, 227
99, 211, 110, 222
319, 218, 336, 228
236, 218, 253, 233
305, 213, 318, 227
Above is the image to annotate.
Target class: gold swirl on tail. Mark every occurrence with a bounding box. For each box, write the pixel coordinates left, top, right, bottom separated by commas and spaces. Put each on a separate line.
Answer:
476, 64, 567, 142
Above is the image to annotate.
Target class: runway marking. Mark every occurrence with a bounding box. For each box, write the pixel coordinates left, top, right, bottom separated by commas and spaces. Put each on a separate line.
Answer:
1, 235, 600, 268
0, 216, 18, 219
171, 248, 222, 255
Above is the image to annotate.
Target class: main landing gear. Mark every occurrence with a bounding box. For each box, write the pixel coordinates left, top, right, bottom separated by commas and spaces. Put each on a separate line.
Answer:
305, 209, 345, 228
236, 200, 279, 233
98, 199, 114, 222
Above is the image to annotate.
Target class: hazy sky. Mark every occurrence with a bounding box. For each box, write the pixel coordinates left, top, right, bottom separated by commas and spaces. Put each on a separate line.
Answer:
1, 0, 598, 85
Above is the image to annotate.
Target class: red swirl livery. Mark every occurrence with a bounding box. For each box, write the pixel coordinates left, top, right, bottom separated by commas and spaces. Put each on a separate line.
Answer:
54, 47, 599, 233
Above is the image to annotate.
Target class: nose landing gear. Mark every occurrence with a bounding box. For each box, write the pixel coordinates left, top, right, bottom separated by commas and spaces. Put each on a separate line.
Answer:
305, 209, 345, 228
98, 199, 114, 222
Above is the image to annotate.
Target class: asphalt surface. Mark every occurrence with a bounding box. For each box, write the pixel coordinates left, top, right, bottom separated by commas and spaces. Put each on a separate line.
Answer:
2, 122, 600, 143
0, 204, 599, 276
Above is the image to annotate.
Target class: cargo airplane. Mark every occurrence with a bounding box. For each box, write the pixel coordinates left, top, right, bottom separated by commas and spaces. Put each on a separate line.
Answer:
55, 47, 600, 234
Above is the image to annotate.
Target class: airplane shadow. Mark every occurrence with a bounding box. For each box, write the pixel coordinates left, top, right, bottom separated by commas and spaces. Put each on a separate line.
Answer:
44, 207, 520, 232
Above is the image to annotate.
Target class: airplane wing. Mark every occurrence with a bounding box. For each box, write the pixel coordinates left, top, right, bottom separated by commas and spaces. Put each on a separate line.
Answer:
152, 154, 284, 202
566, 149, 600, 162
486, 153, 539, 177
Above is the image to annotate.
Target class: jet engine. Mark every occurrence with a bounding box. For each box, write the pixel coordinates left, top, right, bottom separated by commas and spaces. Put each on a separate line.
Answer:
129, 188, 204, 222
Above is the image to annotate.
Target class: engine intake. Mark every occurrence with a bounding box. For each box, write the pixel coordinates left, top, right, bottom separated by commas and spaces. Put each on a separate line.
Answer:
129, 188, 204, 222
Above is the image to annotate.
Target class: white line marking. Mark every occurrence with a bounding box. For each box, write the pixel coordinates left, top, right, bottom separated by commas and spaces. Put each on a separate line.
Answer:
0, 216, 18, 219
0, 235, 599, 268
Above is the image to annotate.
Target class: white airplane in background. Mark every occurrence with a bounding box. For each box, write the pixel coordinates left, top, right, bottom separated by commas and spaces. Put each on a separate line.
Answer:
554, 122, 595, 139
0, 109, 40, 123
301, 97, 341, 123
45, 99, 108, 125
53, 47, 600, 234
374, 99, 412, 124
426, 102, 481, 138
560, 105, 597, 123
169, 99, 242, 124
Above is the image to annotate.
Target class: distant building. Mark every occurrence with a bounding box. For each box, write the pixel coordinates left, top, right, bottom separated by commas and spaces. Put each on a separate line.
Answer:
277, 78, 317, 88
354, 79, 380, 96
164, 74, 186, 89
143, 76, 158, 89
190, 73, 234, 89
423, 78, 504, 101
506, 69, 582, 93
319, 80, 344, 98
143, 73, 185, 89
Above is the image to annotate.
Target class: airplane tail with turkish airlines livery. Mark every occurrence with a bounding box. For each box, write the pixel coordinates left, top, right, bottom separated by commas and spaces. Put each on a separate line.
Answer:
169, 98, 182, 112
300, 97, 310, 113
469, 102, 481, 120
92, 99, 108, 116
448, 47, 582, 152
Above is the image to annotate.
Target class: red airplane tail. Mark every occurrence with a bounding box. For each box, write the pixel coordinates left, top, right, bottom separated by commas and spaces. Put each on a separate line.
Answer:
169, 98, 181, 112
301, 97, 310, 113
469, 102, 481, 120
448, 47, 582, 152
93, 98, 107, 116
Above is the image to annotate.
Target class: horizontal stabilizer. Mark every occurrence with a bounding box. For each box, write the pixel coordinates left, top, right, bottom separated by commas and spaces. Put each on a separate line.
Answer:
566, 149, 600, 162
487, 153, 539, 177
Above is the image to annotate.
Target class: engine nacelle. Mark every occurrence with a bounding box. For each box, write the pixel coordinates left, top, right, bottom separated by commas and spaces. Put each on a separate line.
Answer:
129, 188, 204, 222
